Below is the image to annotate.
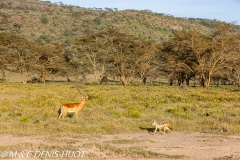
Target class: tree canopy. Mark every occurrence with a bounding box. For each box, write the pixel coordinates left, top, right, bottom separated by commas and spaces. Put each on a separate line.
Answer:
1, 23, 240, 87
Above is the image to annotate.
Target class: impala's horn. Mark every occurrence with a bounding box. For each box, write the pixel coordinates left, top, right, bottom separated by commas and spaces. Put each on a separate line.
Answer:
83, 88, 89, 98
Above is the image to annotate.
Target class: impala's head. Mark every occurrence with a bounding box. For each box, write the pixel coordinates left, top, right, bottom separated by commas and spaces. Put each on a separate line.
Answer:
81, 95, 88, 101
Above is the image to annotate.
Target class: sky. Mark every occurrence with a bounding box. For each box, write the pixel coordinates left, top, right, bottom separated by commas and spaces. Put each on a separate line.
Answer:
49, 0, 240, 25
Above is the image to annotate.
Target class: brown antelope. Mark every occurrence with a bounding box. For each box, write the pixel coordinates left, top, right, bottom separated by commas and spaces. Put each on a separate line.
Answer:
58, 95, 88, 119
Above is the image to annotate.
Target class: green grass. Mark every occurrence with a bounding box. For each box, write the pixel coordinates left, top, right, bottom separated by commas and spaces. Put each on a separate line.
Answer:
1, 82, 240, 135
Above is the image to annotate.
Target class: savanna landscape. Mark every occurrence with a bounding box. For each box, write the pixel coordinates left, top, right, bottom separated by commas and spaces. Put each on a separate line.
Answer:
1, 83, 240, 159
0, 0, 240, 159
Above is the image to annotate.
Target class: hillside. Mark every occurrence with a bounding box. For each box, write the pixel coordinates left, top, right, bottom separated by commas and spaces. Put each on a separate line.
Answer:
0, 0, 229, 44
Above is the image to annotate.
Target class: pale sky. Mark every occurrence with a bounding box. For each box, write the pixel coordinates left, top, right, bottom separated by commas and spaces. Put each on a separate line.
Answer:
49, 0, 240, 25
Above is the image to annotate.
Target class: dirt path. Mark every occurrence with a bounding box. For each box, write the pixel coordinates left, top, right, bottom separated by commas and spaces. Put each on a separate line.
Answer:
0, 132, 240, 160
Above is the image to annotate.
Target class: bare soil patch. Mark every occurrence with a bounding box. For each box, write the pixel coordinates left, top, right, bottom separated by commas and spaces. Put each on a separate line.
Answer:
0, 132, 240, 160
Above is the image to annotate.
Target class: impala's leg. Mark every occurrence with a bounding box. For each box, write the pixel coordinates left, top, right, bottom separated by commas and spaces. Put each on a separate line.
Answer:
62, 109, 68, 119
58, 112, 62, 119
58, 107, 63, 119
75, 111, 79, 119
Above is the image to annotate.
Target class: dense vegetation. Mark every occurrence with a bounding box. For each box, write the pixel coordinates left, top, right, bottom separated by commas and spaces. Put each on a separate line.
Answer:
0, 0, 240, 87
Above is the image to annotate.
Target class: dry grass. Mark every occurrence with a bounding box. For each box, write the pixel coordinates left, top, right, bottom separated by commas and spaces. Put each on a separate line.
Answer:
0, 137, 184, 159
1, 82, 240, 135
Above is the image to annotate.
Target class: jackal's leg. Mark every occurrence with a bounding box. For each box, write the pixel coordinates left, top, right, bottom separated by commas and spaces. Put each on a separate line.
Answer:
164, 126, 170, 133
154, 126, 158, 134
159, 126, 164, 134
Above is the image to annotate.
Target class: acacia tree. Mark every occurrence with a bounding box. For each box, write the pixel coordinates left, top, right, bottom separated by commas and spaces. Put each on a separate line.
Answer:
210, 24, 240, 86
227, 33, 240, 86
73, 33, 107, 83
74, 29, 159, 85
0, 32, 66, 83
104, 29, 153, 85
232, 65, 240, 87
197, 23, 240, 87
0, 48, 8, 81
160, 23, 240, 87
10, 47, 36, 84
63, 49, 91, 82
0, 34, 9, 81
0, 32, 37, 83
158, 31, 195, 86
134, 40, 158, 84
33, 42, 65, 83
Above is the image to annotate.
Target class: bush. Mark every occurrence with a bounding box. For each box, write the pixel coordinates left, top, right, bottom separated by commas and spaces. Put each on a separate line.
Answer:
39, 34, 50, 43
40, 13, 48, 24
93, 17, 101, 25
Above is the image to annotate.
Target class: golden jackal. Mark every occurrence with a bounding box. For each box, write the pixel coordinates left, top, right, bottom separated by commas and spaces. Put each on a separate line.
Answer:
58, 96, 88, 119
152, 119, 172, 134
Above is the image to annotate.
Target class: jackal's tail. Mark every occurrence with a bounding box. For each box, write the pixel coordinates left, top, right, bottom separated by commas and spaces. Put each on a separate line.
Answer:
168, 124, 172, 130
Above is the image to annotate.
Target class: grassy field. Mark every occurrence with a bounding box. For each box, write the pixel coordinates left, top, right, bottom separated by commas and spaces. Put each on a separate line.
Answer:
1, 82, 240, 135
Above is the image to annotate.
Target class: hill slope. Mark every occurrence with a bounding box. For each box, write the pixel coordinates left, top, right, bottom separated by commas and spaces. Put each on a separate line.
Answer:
0, 0, 228, 44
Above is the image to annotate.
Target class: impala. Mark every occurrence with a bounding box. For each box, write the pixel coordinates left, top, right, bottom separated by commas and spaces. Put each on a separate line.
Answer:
58, 95, 88, 119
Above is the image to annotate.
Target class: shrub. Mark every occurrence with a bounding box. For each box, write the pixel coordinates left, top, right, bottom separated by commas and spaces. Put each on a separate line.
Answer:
93, 17, 101, 25
20, 116, 31, 123
40, 13, 48, 24
39, 34, 50, 43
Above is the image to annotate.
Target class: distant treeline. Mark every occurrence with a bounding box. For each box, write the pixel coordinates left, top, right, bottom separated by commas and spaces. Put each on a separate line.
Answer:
0, 23, 239, 87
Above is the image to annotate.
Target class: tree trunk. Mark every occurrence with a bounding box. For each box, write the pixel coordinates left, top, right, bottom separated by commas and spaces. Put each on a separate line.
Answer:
75, 75, 79, 82
39, 76, 46, 83
120, 76, 127, 85
178, 79, 182, 86
140, 77, 147, 85
185, 74, 190, 86
203, 80, 210, 87
93, 68, 99, 83
1, 68, 6, 81
67, 76, 71, 83
169, 79, 173, 86
38, 72, 47, 83
142, 77, 147, 84
22, 77, 28, 84
20, 72, 29, 84
201, 72, 211, 87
